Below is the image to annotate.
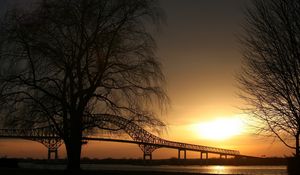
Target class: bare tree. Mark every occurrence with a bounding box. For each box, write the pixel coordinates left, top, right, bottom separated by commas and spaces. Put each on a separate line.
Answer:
238, 0, 300, 157
0, 0, 168, 171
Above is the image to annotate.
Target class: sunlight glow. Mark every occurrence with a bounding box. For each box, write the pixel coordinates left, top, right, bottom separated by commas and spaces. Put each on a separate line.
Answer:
192, 117, 244, 140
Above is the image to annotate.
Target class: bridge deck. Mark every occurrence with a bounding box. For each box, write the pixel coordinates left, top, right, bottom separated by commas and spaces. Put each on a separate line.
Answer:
84, 137, 240, 156
0, 134, 239, 156
0, 115, 240, 157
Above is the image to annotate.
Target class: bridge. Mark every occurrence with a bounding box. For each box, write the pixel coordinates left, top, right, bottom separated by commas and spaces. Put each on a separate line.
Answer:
0, 114, 241, 160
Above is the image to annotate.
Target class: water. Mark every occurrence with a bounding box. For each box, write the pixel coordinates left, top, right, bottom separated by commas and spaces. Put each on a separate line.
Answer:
82, 164, 287, 175
19, 163, 287, 175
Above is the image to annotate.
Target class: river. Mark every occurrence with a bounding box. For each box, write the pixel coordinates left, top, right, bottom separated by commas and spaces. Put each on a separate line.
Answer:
83, 164, 287, 175
19, 163, 287, 175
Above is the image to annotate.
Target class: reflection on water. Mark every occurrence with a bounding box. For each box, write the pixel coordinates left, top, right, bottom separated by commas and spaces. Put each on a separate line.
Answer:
206, 165, 287, 175
19, 163, 287, 175
213, 166, 227, 174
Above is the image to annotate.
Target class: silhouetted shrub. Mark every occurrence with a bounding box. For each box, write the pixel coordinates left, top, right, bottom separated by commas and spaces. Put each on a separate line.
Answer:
287, 157, 300, 175
0, 158, 19, 168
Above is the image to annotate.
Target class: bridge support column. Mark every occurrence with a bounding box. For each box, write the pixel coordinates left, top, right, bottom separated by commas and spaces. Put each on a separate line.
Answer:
143, 153, 152, 160
139, 144, 158, 160
220, 154, 228, 159
48, 148, 58, 160
48, 149, 51, 160
55, 149, 58, 159
37, 138, 63, 160
201, 152, 208, 159
178, 149, 187, 160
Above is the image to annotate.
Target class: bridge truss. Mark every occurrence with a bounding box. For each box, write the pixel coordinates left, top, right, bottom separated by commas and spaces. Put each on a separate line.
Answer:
0, 115, 240, 160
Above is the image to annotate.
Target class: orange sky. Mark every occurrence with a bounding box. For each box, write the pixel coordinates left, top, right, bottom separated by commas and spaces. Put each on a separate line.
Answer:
0, 0, 294, 159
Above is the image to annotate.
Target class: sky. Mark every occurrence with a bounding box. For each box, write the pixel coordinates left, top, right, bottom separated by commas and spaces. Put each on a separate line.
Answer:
0, 0, 293, 159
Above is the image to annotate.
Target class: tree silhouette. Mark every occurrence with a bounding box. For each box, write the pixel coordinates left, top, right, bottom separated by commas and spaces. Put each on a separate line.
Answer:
0, 0, 168, 171
238, 0, 300, 157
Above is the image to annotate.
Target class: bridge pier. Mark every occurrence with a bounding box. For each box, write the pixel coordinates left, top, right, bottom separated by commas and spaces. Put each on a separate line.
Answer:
220, 154, 227, 159
37, 138, 63, 160
220, 154, 228, 159
143, 153, 152, 160
139, 144, 158, 160
48, 148, 58, 160
178, 149, 187, 160
200, 152, 208, 159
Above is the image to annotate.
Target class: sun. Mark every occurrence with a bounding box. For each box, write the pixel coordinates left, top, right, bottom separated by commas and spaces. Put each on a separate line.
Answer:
192, 117, 244, 140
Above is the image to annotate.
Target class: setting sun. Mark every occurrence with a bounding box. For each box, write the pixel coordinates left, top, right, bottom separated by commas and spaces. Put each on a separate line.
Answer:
192, 117, 244, 140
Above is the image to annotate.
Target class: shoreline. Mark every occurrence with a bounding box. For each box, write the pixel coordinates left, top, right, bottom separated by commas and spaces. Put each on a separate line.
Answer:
0, 168, 251, 175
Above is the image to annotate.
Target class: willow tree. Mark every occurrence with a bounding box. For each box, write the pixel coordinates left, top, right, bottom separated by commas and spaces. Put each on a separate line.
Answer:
0, 0, 168, 171
238, 0, 300, 157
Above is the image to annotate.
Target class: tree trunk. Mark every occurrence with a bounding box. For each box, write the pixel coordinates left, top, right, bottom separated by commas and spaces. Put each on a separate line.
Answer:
65, 113, 83, 173
296, 133, 300, 157
66, 140, 82, 173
